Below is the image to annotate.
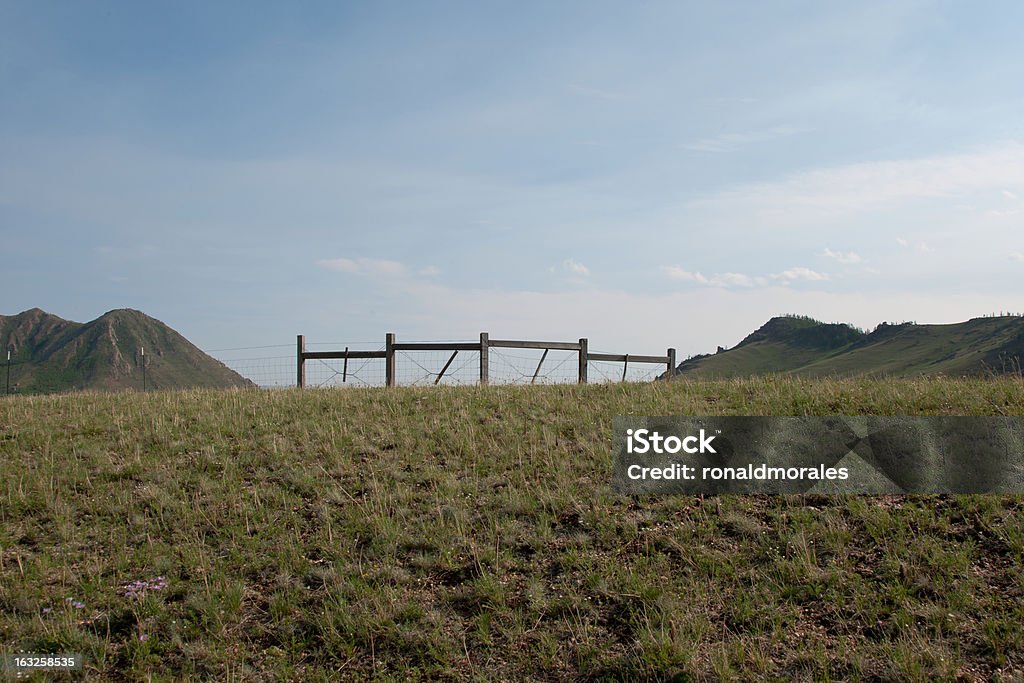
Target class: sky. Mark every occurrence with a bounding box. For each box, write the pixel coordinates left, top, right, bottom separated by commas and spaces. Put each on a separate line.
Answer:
3, 1, 1024, 371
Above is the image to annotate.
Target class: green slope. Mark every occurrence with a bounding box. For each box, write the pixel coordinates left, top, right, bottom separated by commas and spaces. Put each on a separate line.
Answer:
0, 308, 253, 393
675, 314, 1024, 379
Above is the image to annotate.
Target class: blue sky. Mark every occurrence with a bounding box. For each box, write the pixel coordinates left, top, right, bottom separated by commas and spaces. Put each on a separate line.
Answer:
3, 1, 1024, 364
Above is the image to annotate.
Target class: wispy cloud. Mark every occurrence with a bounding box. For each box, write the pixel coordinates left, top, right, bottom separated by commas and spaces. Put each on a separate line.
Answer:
662, 265, 825, 288
712, 272, 759, 288
94, 244, 158, 258
661, 266, 708, 284
316, 257, 406, 276
682, 125, 804, 153
822, 247, 863, 264
691, 144, 1024, 221
562, 258, 590, 277
567, 84, 620, 100
772, 267, 828, 283
698, 96, 758, 105
895, 239, 933, 253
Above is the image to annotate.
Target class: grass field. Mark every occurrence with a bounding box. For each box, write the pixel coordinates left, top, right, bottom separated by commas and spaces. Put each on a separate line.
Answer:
2, 378, 1024, 681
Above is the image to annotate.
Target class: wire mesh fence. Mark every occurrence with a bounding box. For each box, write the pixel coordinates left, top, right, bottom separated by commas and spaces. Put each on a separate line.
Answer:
488, 347, 580, 384
306, 356, 386, 388
205, 345, 293, 388
395, 349, 481, 386
211, 335, 675, 389
303, 341, 388, 388
588, 356, 666, 384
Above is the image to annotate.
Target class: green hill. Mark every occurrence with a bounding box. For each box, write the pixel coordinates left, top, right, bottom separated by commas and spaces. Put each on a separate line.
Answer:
0, 308, 253, 393
674, 314, 1024, 379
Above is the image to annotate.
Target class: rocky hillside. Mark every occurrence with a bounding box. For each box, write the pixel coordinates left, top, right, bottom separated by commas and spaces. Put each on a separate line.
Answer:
0, 308, 253, 393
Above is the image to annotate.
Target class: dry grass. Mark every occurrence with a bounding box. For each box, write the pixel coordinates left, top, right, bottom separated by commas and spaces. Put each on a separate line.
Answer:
1, 377, 1023, 680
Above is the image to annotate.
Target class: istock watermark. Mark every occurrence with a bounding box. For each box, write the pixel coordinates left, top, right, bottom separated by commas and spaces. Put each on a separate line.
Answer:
625, 427, 718, 454
612, 416, 1024, 495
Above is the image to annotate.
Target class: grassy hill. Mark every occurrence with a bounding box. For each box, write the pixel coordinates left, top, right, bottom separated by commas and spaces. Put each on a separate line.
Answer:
0, 308, 253, 393
2, 380, 1022, 680
674, 314, 1024, 379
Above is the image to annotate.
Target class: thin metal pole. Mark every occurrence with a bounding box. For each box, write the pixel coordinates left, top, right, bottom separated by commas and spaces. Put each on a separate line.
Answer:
434, 350, 459, 385
5, 349, 10, 395
141, 346, 146, 392
531, 349, 549, 384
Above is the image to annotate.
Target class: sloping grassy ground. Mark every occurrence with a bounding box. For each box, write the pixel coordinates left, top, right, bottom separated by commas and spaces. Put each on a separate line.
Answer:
677, 316, 1024, 379
2, 378, 1023, 681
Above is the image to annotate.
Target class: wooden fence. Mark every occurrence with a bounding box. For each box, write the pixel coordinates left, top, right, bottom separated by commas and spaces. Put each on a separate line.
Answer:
296, 333, 676, 388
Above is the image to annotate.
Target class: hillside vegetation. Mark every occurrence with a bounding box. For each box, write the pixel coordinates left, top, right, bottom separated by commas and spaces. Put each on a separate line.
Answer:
2, 379, 1023, 680
0, 308, 252, 394
675, 314, 1024, 379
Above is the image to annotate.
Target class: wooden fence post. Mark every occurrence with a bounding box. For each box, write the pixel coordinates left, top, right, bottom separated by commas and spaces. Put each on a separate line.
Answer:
578, 338, 588, 384
479, 332, 489, 385
667, 348, 676, 381
386, 333, 396, 387
297, 334, 306, 388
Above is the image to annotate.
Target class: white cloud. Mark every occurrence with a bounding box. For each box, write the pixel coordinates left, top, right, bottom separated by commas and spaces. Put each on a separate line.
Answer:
1009, 252, 1024, 263
682, 125, 804, 153
822, 247, 862, 264
690, 143, 1024, 223
771, 267, 829, 283
316, 257, 406, 276
663, 265, 822, 288
418, 265, 442, 277
712, 272, 757, 288
894, 238, 932, 253
661, 266, 708, 284
563, 259, 591, 277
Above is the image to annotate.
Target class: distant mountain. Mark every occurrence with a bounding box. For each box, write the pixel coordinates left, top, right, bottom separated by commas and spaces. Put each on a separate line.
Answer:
673, 314, 1024, 379
0, 308, 254, 394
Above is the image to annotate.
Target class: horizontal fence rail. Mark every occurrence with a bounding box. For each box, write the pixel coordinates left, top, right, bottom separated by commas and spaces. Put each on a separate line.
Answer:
296, 333, 676, 388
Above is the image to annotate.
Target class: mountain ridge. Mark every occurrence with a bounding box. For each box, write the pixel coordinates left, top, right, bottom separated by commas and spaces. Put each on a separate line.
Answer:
673, 314, 1024, 379
0, 308, 253, 393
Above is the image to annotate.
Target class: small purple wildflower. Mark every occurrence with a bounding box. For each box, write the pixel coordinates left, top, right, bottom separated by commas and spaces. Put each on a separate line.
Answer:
138, 634, 149, 642
121, 577, 170, 599
42, 607, 52, 614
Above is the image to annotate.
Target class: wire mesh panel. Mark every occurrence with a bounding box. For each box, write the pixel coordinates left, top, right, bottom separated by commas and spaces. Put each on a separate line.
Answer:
306, 354, 386, 388
208, 346, 295, 388
588, 358, 665, 384
394, 349, 481, 386
488, 348, 580, 385
303, 341, 388, 388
